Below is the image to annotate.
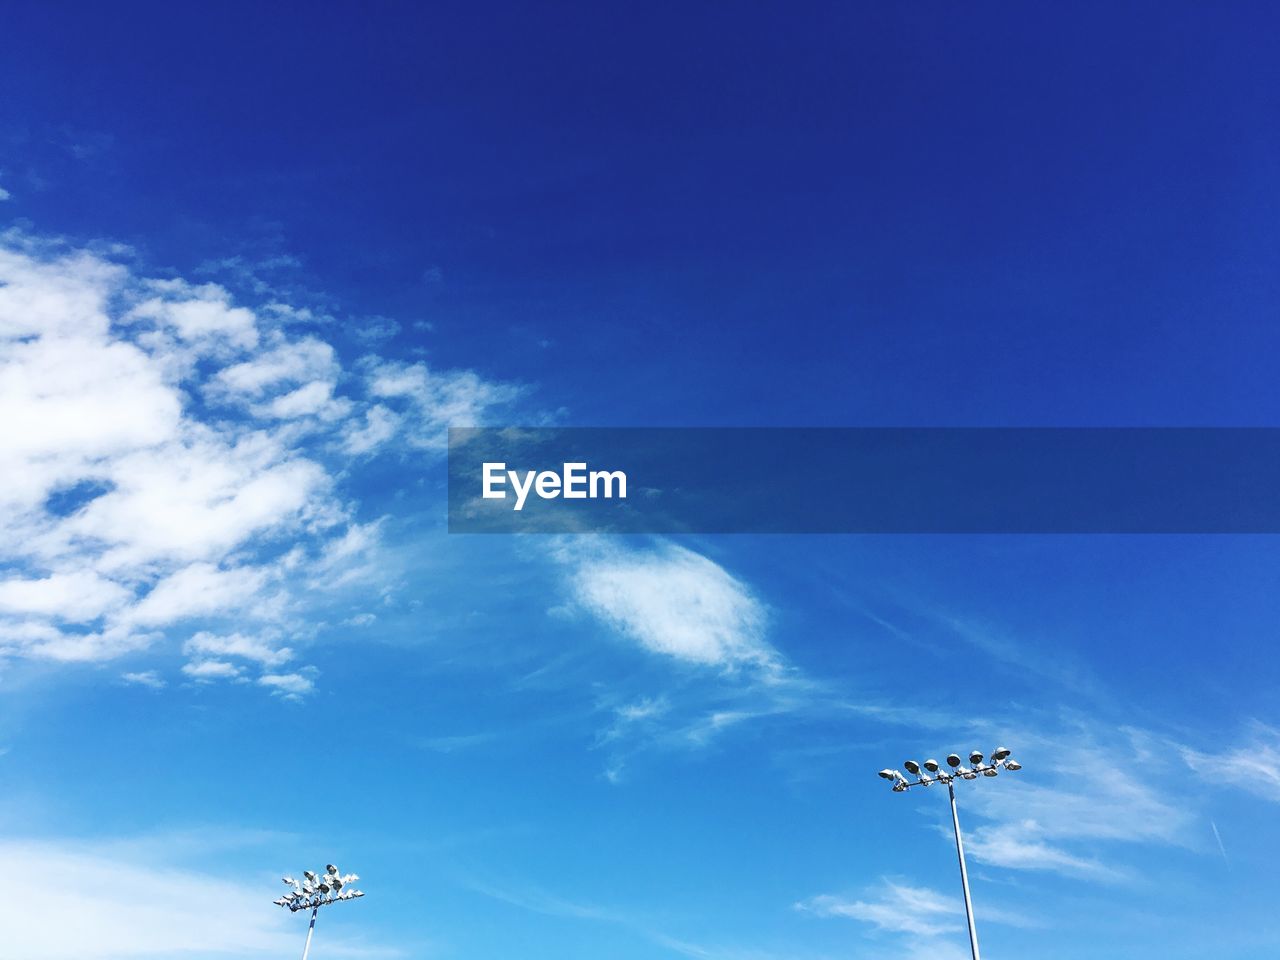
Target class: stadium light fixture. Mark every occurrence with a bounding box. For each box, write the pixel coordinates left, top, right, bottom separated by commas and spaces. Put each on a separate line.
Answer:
274, 863, 366, 960
875, 747, 1023, 960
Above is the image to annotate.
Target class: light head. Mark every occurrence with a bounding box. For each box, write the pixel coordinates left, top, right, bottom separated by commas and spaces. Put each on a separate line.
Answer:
946, 754, 962, 768
969, 750, 984, 765
904, 760, 922, 776
992, 747, 1011, 762
1003, 759, 1022, 771
923, 758, 940, 773
878, 769, 899, 781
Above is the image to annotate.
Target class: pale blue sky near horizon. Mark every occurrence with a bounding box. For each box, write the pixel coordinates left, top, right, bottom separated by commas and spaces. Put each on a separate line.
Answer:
1, 4, 1279, 959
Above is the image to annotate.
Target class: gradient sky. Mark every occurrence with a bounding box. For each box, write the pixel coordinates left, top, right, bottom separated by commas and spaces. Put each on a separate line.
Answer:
2, 4, 1279, 959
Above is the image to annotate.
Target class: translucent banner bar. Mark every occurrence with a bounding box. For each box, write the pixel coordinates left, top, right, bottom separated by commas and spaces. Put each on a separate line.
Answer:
447, 428, 1280, 533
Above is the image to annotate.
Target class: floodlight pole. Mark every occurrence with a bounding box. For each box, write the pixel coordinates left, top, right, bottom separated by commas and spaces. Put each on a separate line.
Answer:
275, 867, 366, 959
878, 750, 1021, 960
301, 905, 319, 960
947, 781, 981, 960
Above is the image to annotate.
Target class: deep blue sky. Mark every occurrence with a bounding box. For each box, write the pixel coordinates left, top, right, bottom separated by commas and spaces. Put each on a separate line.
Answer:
2, 5, 1279, 960
6, 2, 1280, 426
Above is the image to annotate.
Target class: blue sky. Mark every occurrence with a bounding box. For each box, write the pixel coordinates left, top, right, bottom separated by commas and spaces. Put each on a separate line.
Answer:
1, 4, 1279, 959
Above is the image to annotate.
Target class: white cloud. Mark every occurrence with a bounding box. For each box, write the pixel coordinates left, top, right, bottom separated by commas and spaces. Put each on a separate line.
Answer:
561, 541, 777, 672
184, 631, 292, 667
121, 670, 166, 689
182, 659, 243, 681
0, 570, 131, 622
309, 520, 383, 588
209, 338, 350, 422
0, 230, 517, 694
797, 882, 964, 937
341, 404, 401, 455
596, 696, 671, 749
0, 240, 336, 675
50, 437, 333, 573
946, 726, 1193, 880
796, 877, 1035, 957
256, 379, 341, 419
211, 338, 338, 397
1182, 722, 1280, 803
258, 671, 315, 699
352, 315, 401, 341
12, 623, 154, 663
128, 564, 270, 627
551, 539, 814, 778
364, 359, 522, 450
128, 278, 259, 350
0, 837, 393, 959
964, 822, 1116, 878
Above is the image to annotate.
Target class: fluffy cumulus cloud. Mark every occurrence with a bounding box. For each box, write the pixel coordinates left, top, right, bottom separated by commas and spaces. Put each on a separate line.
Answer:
184, 631, 294, 667
0, 231, 517, 692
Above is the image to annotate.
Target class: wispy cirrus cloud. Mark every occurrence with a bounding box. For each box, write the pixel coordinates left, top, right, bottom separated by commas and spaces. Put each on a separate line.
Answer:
796, 881, 967, 937
550, 538, 826, 780
469, 879, 794, 960
0, 835, 397, 960
796, 878, 1035, 959
558, 539, 779, 674
1181, 721, 1280, 803
905, 724, 1195, 882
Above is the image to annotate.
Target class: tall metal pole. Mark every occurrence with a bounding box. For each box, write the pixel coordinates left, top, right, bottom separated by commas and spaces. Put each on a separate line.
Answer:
947, 781, 981, 960
300, 905, 319, 960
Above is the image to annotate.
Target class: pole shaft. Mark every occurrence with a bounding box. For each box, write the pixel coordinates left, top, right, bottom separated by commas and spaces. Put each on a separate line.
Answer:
301, 905, 319, 960
948, 782, 981, 960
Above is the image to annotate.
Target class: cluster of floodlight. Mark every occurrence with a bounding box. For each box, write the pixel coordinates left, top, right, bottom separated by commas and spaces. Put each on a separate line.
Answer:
878, 747, 1022, 791
273, 864, 365, 912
